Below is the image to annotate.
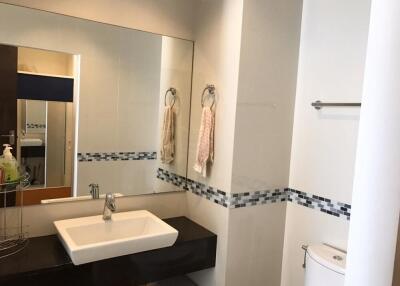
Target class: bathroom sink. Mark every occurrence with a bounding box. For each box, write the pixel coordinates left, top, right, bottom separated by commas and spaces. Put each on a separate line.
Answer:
54, 210, 178, 265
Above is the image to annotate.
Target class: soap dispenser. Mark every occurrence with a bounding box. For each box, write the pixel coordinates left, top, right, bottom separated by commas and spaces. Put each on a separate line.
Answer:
0, 144, 20, 182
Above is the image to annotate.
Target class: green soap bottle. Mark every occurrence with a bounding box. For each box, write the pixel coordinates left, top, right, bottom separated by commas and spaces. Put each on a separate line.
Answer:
0, 144, 19, 182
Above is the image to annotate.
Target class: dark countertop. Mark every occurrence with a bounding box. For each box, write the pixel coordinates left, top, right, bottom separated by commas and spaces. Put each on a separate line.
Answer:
0, 235, 71, 278
0, 216, 217, 285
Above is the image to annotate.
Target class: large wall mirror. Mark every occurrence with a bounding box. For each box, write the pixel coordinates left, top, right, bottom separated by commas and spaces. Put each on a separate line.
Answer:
0, 3, 193, 206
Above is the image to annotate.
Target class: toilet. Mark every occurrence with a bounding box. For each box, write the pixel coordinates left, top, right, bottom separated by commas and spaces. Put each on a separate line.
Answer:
304, 244, 346, 286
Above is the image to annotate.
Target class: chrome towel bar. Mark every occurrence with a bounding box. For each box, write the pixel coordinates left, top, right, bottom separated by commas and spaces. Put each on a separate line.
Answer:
311, 100, 361, 110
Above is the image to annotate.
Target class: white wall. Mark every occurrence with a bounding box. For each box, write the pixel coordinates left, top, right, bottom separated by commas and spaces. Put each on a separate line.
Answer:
186, 1, 304, 285
18, 47, 73, 76
186, 192, 230, 286
0, 0, 196, 40
345, 1, 400, 284
232, 0, 303, 194
288, 0, 370, 203
24, 100, 46, 133
226, 204, 287, 286
186, 0, 243, 193
75, 23, 163, 196
155, 36, 194, 193
225, 0, 303, 285
158, 37, 193, 176
281, 0, 371, 285
186, 0, 244, 285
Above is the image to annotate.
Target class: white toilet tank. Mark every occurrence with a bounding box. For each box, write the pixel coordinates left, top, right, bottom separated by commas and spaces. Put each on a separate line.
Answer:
304, 244, 346, 286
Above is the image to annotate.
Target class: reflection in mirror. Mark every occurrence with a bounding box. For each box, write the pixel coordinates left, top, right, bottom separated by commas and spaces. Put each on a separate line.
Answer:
19, 99, 73, 189
22, 100, 46, 134
0, 3, 194, 206
0, 45, 76, 206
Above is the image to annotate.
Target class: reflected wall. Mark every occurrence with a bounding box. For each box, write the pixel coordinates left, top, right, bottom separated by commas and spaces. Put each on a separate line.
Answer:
0, 3, 194, 204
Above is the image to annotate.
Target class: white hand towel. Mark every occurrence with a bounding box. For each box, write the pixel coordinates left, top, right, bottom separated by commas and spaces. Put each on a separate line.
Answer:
194, 107, 214, 177
160, 106, 175, 164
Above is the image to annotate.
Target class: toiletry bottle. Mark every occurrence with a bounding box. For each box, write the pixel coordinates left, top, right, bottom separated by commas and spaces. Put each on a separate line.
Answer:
0, 167, 4, 184
0, 144, 19, 182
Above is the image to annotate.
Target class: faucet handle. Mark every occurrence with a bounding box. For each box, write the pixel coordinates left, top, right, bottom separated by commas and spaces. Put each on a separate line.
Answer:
105, 192, 114, 200
105, 193, 116, 211
103, 193, 116, 220
89, 183, 99, 199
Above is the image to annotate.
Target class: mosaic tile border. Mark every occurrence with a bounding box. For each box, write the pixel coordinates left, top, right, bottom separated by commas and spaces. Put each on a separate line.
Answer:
78, 151, 157, 162
26, 123, 46, 129
185, 178, 287, 209
157, 168, 287, 209
230, 189, 287, 208
184, 177, 231, 208
286, 188, 351, 220
156, 168, 352, 220
156, 168, 187, 188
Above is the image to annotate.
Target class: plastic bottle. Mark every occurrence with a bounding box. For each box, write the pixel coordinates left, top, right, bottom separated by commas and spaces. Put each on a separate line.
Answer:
0, 144, 20, 182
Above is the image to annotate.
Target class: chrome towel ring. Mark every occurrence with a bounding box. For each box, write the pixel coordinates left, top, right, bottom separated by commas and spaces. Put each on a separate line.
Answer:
201, 84, 215, 108
164, 87, 177, 107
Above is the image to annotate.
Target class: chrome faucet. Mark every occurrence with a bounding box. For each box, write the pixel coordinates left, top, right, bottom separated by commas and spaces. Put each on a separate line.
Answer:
103, 193, 116, 221
89, 183, 99, 199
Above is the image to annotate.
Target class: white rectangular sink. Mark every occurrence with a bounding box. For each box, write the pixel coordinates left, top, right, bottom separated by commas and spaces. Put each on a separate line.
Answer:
54, 210, 178, 265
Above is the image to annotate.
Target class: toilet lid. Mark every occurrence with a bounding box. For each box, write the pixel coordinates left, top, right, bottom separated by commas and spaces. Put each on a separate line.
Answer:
307, 244, 346, 275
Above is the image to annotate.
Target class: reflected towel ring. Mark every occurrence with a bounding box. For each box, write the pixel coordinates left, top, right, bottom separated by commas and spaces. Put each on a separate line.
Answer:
201, 84, 215, 108
164, 88, 177, 107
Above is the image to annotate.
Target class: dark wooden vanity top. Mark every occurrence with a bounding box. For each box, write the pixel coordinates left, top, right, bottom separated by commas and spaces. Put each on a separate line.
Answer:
0, 217, 217, 286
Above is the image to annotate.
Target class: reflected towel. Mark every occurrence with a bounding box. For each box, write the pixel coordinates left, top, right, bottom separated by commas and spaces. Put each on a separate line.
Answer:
194, 107, 214, 177
161, 106, 175, 164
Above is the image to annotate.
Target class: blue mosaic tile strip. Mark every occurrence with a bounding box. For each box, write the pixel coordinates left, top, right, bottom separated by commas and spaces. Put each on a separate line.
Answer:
286, 188, 351, 220
156, 168, 287, 209
230, 189, 287, 208
156, 168, 186, 187
78, 151, 157, 162
156, 169, 352, 219
26, 123, 46, 129
185, 177, 230, 208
